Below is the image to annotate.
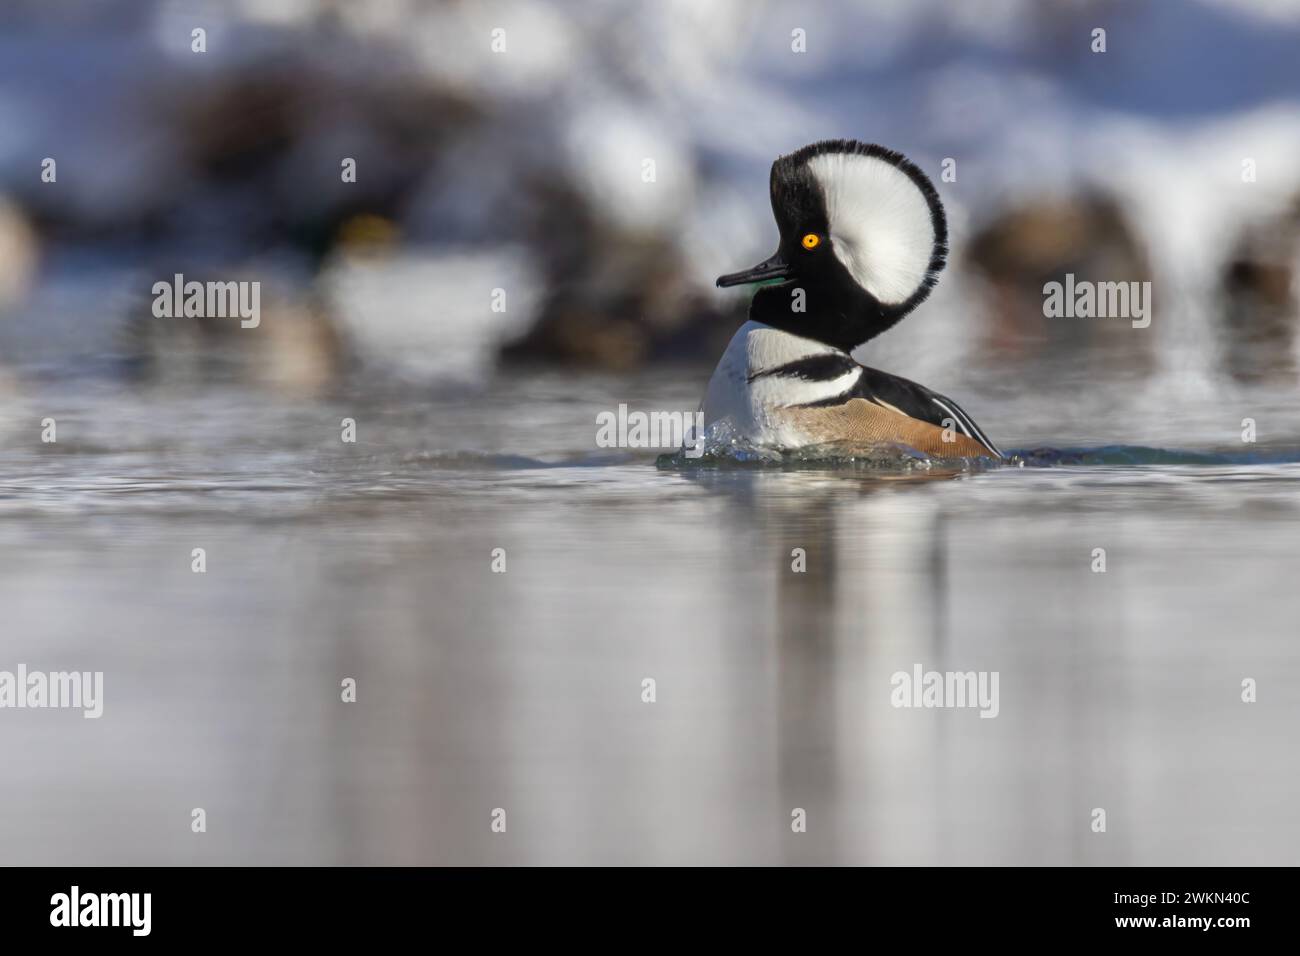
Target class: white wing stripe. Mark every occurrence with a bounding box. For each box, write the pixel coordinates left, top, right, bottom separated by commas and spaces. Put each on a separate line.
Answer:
930, 396, 999, 454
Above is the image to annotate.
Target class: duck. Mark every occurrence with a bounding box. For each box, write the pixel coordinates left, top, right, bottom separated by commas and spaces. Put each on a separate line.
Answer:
702, 140, 1001, 459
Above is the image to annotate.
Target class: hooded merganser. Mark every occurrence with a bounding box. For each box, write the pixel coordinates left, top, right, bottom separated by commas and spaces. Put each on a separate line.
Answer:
703, 140, 1001, 459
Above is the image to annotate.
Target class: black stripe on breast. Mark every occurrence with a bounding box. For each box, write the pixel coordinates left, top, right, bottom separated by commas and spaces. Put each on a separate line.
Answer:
747, 352, 859, 384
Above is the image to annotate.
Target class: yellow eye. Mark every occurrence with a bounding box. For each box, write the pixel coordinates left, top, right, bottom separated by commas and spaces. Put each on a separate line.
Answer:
801, 233, 821, 250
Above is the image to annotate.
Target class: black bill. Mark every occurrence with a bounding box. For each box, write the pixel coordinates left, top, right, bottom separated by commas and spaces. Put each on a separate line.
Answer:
716, 250, 790, 288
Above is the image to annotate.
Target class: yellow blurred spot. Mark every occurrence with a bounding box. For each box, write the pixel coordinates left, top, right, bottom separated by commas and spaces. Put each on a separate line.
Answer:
337, 214, 399, 253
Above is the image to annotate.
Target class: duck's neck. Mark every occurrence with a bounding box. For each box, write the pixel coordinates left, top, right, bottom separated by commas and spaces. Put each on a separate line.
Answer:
749, 277, 905, 354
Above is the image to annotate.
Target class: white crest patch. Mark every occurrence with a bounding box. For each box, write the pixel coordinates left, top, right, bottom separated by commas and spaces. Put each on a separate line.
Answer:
806, 151, 940, 306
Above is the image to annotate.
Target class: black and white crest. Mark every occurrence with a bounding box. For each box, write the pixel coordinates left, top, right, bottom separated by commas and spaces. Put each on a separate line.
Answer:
771, 139, 948, 315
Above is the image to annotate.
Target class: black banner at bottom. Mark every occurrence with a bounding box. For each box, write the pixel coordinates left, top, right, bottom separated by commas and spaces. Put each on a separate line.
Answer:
0, 866, 1272, 941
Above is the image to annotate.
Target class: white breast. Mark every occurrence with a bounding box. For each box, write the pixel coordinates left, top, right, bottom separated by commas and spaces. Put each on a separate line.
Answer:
701, 321, 861, 446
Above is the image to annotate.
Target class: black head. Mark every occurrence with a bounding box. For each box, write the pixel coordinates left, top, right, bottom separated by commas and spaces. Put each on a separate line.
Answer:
717, 140, 948, 353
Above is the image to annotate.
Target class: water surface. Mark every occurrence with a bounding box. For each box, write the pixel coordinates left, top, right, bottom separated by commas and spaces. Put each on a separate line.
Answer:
1, 369, 1298, 864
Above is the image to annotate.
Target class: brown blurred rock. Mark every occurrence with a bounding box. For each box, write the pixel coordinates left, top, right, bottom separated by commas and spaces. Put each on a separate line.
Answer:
1219, 196, 1300, 385
156, 57, 483, 258
965, 194, 1154, 378
499, 180, 739, 370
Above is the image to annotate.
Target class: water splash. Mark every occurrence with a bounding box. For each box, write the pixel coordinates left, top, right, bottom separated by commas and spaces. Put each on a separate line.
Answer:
656, 422, 1300, 470
656, 420, 997, 472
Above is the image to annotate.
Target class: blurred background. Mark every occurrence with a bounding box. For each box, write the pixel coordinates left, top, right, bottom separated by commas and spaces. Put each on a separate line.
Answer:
2, 0, 1300, 865
2, 0, 1300, 389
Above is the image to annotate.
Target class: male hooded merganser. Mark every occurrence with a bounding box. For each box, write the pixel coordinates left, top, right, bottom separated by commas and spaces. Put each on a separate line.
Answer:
703, 140, 1001, 458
